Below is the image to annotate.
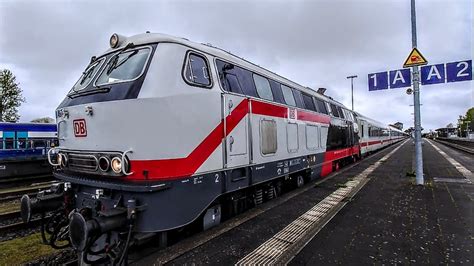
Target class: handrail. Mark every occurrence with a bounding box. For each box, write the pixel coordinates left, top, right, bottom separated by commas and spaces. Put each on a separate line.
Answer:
122, 149, 134, 176
47, 147, 61, 166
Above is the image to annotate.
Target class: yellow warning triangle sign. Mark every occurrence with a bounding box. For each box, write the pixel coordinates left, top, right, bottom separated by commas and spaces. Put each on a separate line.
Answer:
403, 47, 428, 68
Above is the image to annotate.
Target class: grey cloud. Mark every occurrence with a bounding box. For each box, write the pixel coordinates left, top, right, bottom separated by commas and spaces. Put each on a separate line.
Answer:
0, 0, 472, 131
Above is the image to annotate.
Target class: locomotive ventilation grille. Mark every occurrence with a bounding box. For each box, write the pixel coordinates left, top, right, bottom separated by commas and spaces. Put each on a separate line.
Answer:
68, 153, 99, 172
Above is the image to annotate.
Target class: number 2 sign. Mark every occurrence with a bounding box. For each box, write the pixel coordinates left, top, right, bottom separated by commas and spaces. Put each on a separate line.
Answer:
446, 60, 472, 82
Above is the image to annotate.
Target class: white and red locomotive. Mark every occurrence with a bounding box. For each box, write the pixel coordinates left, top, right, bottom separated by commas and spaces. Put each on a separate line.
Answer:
21, 33, 407, 263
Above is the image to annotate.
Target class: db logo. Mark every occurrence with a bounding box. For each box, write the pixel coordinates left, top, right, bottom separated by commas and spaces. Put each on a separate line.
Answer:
73, 119, 87, 137
288, 108, 297, 120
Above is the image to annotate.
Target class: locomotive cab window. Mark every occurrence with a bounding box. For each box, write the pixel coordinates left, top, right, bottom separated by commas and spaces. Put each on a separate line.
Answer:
184, 53, 211, 87
253, 74, 274, 101
71, 58, 105, 93
96, 46, 151, 86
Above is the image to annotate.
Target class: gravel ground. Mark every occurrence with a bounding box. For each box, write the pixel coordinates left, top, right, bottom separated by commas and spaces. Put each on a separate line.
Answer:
0, 214, 43, 242
25, 249, 77, 266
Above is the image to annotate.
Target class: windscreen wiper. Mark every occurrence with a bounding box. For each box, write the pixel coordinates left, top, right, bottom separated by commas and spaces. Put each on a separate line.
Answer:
106, 42, 136, 75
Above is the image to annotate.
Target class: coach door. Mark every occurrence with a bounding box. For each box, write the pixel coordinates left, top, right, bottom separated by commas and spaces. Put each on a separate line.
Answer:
223, 94, 250, 168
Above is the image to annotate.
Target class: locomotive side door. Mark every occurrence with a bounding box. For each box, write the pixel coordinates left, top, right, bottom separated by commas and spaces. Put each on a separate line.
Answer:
223, 93, 249, 168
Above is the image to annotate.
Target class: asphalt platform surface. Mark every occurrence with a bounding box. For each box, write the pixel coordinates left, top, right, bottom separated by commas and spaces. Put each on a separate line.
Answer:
292, 140, 473, 265
141, 140, 473, 265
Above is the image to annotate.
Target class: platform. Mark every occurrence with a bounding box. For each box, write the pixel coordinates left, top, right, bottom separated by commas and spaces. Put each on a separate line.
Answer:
137, 139, 473, 265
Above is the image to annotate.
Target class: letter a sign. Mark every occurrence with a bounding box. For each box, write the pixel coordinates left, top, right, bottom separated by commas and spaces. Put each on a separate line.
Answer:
403, 47, 428, 68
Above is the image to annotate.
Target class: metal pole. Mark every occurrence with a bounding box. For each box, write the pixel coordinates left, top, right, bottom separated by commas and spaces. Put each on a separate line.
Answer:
347, 75, 358, 111
411, 0, 424, 185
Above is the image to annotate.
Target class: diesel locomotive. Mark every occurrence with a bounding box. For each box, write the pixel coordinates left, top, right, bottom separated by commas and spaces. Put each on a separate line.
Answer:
21, 33, 407, 264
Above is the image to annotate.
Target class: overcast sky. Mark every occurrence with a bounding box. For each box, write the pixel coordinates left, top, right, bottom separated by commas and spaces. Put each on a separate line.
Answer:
0, 0, 472, 131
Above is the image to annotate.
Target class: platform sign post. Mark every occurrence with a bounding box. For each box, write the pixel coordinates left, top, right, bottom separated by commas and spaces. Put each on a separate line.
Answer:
407, 0, 425, 186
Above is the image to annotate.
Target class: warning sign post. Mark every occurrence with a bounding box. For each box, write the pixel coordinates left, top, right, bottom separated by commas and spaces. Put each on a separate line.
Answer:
403, 47, 428, 68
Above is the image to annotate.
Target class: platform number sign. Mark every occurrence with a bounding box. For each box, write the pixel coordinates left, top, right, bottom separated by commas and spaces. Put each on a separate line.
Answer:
368, 72, 388, 91
420, 64, 445, 85
446, 60, 472, 82
368, 59, 472, 91
389, 69, 411, 88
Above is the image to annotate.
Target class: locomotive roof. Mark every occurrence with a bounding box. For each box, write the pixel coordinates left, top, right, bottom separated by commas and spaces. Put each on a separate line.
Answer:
104, 32, 345, 107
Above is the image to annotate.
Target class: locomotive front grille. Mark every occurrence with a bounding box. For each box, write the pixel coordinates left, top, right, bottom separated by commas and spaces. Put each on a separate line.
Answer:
68, 153, 99, 172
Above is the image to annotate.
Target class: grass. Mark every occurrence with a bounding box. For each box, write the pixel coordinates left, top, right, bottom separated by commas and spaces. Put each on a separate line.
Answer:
0, 233, 60, 265
406, 171, 416, 177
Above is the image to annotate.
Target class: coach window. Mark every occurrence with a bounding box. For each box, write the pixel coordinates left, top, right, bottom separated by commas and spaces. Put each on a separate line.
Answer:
314, 98, 328, 115
253, 74, 274, 101
302, 93, 316, 112
18, 138, 27, 149
269, 80, 285, 104
237, 68, 258, 97
4, 138, 14, 149
292, 89, 305, 109
184, 53, 211, 87
337, 106, 345, 119
281, 84, 296, 106
329, 104, 340, 118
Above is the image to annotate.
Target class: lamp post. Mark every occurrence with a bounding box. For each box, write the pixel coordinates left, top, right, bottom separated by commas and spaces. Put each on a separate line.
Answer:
347, 75, 358, 111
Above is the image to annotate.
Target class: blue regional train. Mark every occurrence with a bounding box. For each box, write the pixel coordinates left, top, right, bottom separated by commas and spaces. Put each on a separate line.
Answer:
0, 122, 57, 178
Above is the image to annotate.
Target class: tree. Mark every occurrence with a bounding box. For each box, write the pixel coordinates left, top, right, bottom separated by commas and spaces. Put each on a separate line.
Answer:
0, 69, 25, 122
30, 117, 55, 123
457, 107, 474, 136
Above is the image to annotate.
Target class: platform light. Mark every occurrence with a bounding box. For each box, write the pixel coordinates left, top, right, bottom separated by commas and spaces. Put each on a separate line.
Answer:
111, 157, 122, 173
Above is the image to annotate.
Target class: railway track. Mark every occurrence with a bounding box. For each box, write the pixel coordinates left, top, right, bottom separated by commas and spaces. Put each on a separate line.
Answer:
0, 181, 55, 204
433, 138, 474, 154
0, 217, 43, 235
0, 210, 20, 220
0, 174, 53, 187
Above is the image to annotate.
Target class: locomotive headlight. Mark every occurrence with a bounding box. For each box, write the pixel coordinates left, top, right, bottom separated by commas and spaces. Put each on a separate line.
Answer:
98, 156, 110, 172
110, 33, 121, 48
57, 153, 67, 168
57, 153, 62, 166
111, 157, 122, 173
60, 153, 68, 168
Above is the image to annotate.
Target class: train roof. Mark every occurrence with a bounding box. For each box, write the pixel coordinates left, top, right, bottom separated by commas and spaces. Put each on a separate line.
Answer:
103, 33, 346, 108
354, 112, 388, 129
388, 125, 405, 133
0, 122, 57, 132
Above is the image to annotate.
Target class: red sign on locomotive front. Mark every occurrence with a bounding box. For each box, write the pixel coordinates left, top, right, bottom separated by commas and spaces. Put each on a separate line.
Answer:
73, 119, 87, 137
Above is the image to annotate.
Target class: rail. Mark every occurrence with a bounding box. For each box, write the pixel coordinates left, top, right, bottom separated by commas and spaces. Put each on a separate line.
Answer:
432, 137, 474, 154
